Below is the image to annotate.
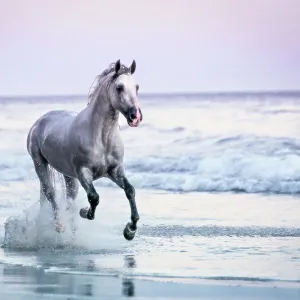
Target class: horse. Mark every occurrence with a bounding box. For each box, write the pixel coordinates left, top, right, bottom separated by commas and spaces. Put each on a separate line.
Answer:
26, 59, 143, 241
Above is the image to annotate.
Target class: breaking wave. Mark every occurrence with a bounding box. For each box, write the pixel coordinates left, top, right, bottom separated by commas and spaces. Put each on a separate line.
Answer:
1, 132, 300, 195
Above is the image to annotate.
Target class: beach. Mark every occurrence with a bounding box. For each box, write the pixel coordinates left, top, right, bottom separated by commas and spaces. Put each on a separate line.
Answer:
0, 94, 300, 299
1, 186, 300, 299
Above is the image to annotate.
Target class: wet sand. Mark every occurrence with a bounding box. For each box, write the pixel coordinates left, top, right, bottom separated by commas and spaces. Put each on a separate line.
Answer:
1, 264, 299, 300
0, 186, 300, 299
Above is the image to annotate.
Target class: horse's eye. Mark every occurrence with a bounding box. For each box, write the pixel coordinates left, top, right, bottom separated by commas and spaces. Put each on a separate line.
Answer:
136, 84, 139, 92
116, 85, 124, 93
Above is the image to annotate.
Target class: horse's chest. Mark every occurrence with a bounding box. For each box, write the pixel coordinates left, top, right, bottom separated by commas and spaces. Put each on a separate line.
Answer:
90, 151, 122, 178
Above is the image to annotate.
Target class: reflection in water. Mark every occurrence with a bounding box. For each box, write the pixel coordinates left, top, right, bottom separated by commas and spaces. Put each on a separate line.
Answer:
124, 255, 136, 268
86, 259, 96, 272
2, 264, 95, 297
1, 255, 139, 298
122, 255, 136, 297
122, 279, 135, 297
81, 283, 93, 296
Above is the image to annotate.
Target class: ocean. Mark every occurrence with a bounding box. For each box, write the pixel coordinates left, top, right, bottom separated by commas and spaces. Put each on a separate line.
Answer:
0, 93, 299, 298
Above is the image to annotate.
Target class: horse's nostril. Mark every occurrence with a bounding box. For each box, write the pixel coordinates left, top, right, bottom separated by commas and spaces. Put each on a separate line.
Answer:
128, 107, 138, 121
130, 113, 137, 120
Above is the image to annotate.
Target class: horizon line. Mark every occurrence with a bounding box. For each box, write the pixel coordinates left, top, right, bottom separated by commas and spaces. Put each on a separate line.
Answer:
0, 89, 300, 99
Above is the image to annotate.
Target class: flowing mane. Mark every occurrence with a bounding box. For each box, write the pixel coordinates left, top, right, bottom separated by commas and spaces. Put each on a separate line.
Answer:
87, 62, 131, 105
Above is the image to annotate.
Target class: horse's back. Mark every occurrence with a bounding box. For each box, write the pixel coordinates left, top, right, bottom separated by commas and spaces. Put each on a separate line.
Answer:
27, 110, 77, 157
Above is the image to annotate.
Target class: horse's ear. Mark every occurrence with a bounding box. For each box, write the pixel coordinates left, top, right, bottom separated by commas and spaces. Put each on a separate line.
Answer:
115, 59, 121, 73
130, 60, 136, 74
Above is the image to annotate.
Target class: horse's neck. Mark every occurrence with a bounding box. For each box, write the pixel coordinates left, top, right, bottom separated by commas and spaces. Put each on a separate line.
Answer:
85, 91, 119, 140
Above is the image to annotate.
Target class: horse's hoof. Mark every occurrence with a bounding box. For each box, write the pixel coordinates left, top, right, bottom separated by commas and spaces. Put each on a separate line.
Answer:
79, 208, 94, 220
123, 222, 136, 241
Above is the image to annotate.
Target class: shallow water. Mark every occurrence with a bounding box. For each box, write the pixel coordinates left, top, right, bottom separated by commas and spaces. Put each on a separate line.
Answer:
0, 94, 300, 292
0, 185, 299, 286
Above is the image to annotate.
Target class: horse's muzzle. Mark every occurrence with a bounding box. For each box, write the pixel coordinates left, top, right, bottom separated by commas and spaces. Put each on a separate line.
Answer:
127, 107, 143, 127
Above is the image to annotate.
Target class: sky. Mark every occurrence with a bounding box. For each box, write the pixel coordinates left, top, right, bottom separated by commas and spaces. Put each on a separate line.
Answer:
0, 0, 300, 95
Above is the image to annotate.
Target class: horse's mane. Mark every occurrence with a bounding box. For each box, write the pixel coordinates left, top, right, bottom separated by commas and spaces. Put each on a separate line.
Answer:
87, 62, 131, 105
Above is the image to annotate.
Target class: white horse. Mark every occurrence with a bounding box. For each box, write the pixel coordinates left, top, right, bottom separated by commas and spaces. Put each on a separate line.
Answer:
27, 60, 143, 240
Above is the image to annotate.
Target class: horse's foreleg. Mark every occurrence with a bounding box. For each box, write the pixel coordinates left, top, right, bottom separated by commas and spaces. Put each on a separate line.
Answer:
108, 166, 140, 241
77, 168, 99, 220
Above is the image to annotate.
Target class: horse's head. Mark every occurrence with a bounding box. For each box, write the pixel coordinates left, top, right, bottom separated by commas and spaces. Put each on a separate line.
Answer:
110, 59, 143, 127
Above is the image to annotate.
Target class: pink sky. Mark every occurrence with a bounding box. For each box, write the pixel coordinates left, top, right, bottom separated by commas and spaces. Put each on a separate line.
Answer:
1, 0, 299, 95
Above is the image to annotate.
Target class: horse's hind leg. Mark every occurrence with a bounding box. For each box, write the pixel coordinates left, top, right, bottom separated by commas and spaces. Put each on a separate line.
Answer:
32, 154, 62, 232
63, 175, 79, 211
64, 175, 79, 234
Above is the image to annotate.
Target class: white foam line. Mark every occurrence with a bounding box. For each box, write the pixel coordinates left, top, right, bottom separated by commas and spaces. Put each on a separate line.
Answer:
43, 267, 300, 288
44, 267, 119, 278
